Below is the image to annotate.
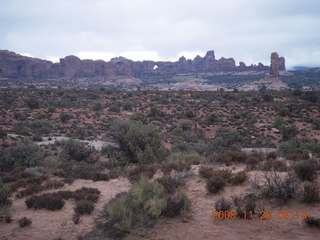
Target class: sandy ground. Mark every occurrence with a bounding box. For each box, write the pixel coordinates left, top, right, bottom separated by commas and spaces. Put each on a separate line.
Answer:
124, 167, 320, 240
1, 166, 320, 240
0, 178, 131, 240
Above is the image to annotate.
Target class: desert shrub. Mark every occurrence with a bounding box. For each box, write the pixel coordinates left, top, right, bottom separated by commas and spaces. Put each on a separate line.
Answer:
44, 180, 65, 190
74, 200, 95, 215
1, 175, 17, 183
16, 183, 43, 198
25, 193, 65, 210
55, 190, 74, 200
172, 141, 191, 153
184, 110, 196, 118
0, 180, 12, 206
206, 175, 225, 194
73, 187, 101, 203
162, 190, 190, 217
209, 128, 243, 152
233, 194, 257, 218
305, 216, 320, 228
73, 213, 80, 224
227, 151, 248, 163
303, 182, 319, 203
160, 160, 191, 175
59, 112, 73, 123
272, 116, 284, 129
279, 138, 320, 156
0, 148, 13, 172
126, 165, 157, 183
206, 113, 219, 124
47, 106, 56, 113
92, 102, 104, 111
157, 174, 186, 194
60, 139, 97, 163
26, 97, 40, 108
266, 152, 278, 160
29, 120, 53, 135
123, 102, 133, 111
148, 107, 165, 118
97, 177, 167, 238
262, 94, 273, 102
0, 128, 7, 138
110, 120, 169, 165
108, 104, 121, 113
302, 91, 318, 103
214, 197, 232, 212
280, 125, 298, 141
199, 166, 214, 179
229, 171, 248, 185
260, 159, 288, 172
294, 161, 317, 181
55, 162, 108, 181
261, 171, 298, 203
216, 169, 233, 180
18, 217, 32, 227
312, 118, 320, 130
245, 156, 261, 170
5, 139, 44, 170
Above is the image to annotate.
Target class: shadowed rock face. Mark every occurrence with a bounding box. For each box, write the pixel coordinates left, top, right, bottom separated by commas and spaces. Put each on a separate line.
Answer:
0, 49, 284, 79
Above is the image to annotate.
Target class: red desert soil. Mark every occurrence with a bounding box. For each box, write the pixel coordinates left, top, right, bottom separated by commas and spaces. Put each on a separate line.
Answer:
0, 178, 131, 240
125, 167, 320, 240
1, 166, 320, 240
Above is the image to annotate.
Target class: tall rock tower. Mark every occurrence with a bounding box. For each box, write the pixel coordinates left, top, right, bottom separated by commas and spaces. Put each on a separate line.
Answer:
269, 52, 279, 77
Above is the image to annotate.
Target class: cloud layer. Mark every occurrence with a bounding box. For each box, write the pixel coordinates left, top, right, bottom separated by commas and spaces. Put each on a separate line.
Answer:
1, 0, 319, 68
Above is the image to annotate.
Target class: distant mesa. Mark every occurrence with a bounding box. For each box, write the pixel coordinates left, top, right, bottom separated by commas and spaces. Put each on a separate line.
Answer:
0, 49, 286, 80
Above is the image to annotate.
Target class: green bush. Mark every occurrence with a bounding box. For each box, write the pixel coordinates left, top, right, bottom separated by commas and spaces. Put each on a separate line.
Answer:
110, 120, 169, 165
26, 98, 40, 109
97, 176, 189, 238
91, 102, 104, 111
206, 175, 225, 193
5, 139, 44, 170
272, 116, 284, 129
126, 165, 157, 183
157, 175, 186, 194
0, 180, 12, 207
279, 138, 320, 156
98, 177, 166, 237
209, 128, 243, 153
60, 139, 97, 163
0, 148, 13, 172
280, 125, 298, 141
59, 112, 74, 123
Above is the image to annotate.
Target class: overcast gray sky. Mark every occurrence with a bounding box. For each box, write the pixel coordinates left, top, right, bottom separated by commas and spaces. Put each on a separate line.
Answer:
0, 0, 319, 68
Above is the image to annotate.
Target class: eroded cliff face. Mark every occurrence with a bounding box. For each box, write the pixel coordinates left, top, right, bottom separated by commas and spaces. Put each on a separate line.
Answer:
0, 50, 285, 79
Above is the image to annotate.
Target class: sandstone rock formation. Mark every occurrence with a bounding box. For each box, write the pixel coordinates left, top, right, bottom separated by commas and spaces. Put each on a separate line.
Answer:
239, 52, 289, 91
0, 49, 282, 80
270, 52, 279, 77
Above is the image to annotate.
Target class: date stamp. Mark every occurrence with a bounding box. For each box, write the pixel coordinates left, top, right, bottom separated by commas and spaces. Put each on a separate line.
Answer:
211, 210, 309, 220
